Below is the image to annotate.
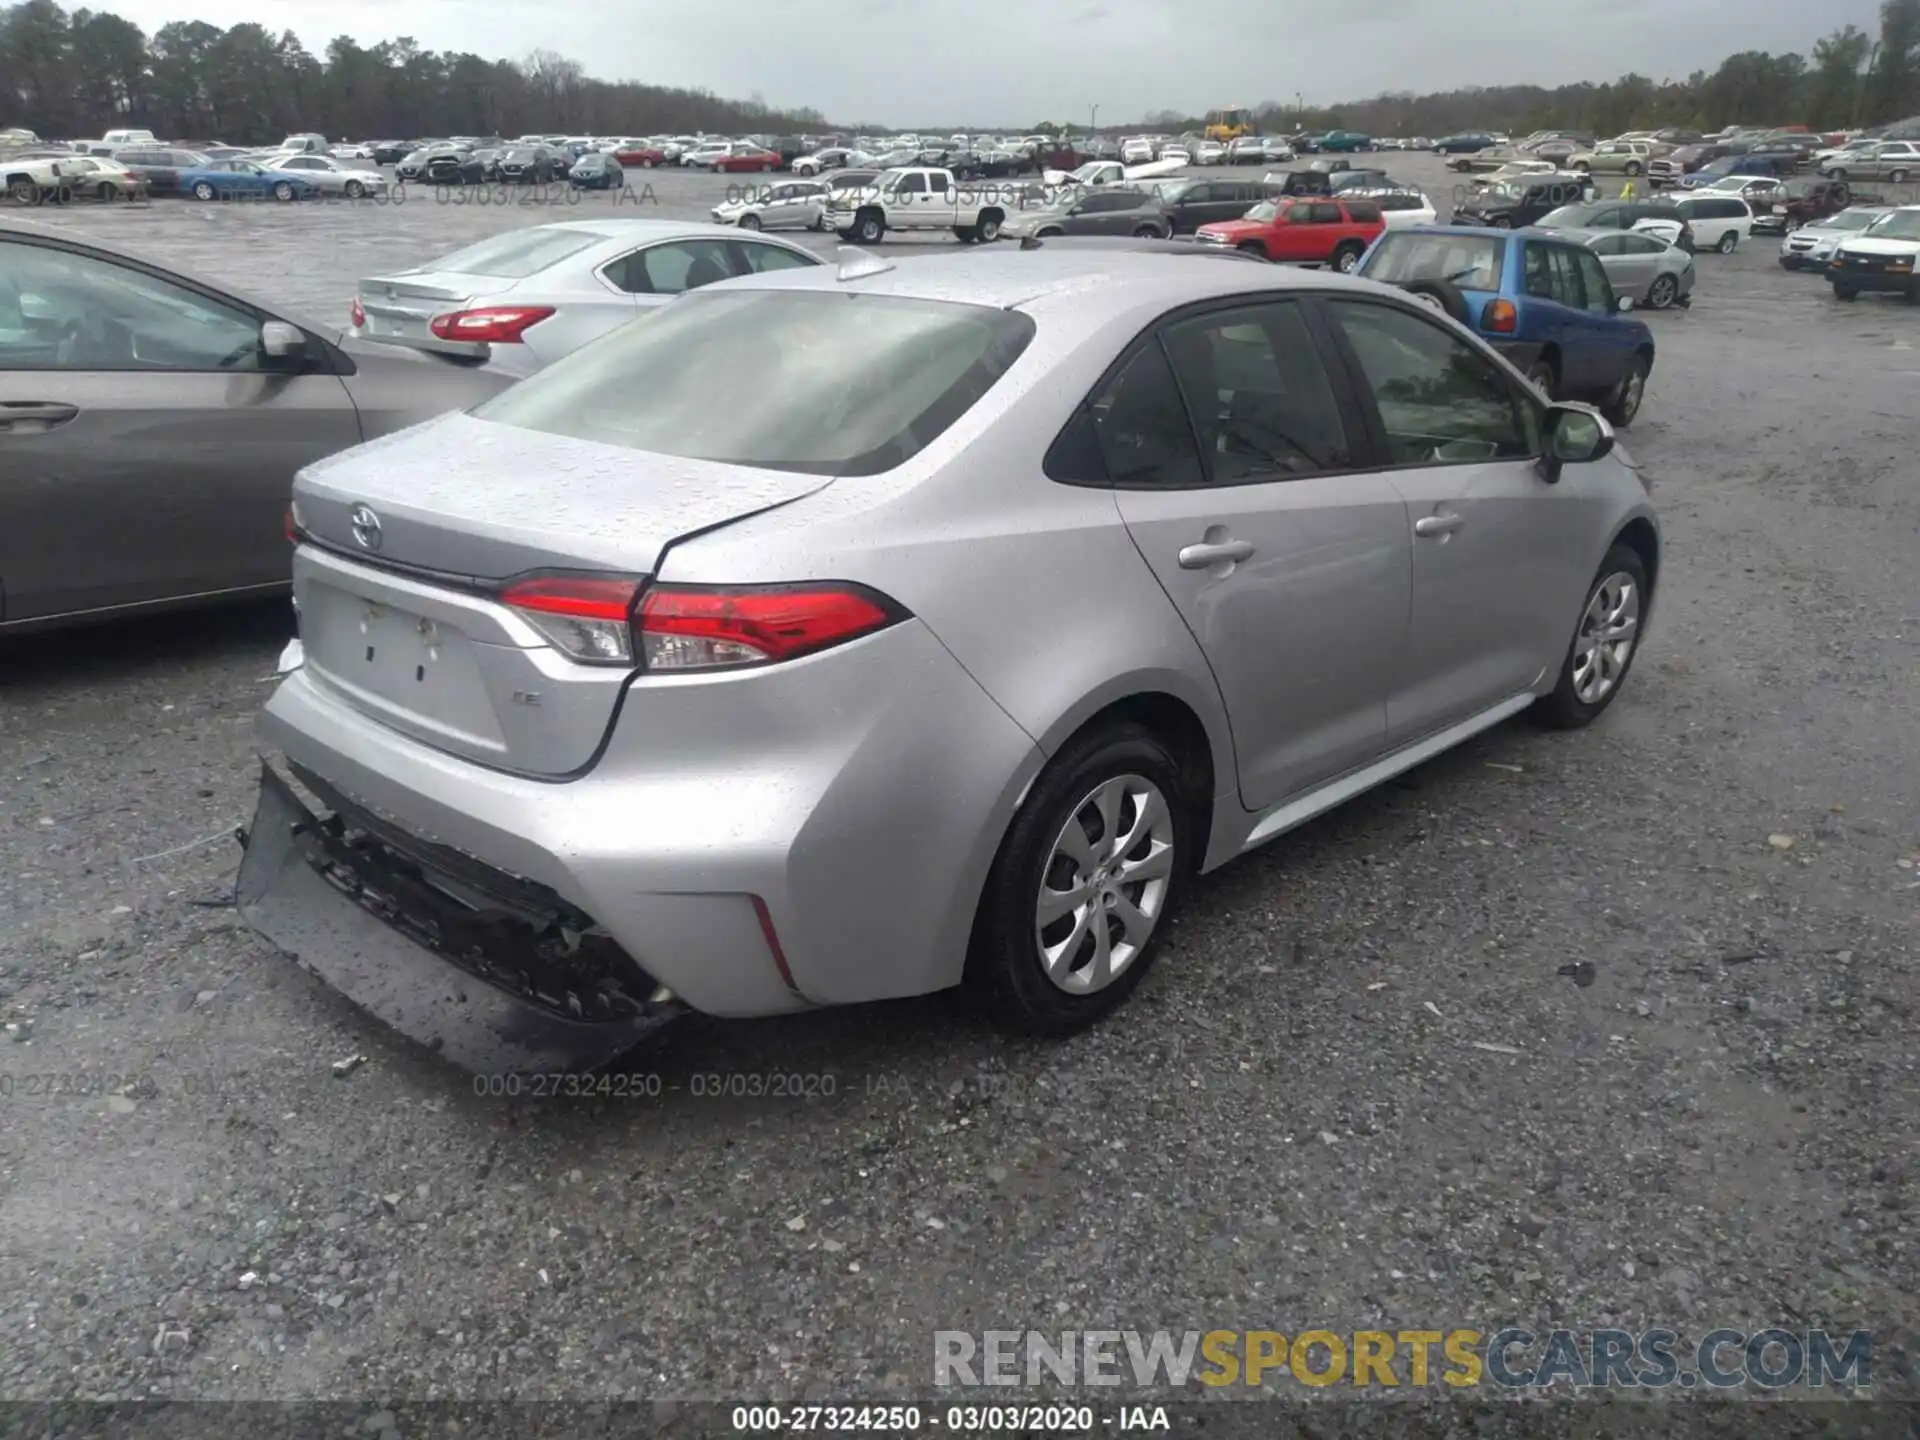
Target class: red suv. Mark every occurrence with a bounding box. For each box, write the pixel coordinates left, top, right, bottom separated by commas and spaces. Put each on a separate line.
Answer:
1194, 197, 1387, 270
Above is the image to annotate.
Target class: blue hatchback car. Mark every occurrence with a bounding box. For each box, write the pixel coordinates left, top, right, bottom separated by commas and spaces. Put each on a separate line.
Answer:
1354, 225, 1655, 426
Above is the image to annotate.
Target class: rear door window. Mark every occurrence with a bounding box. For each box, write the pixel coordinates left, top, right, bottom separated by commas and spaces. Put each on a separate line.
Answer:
1084, 341, 1204, 488
1159, 301, 1354, 481
610, 239, 736, 295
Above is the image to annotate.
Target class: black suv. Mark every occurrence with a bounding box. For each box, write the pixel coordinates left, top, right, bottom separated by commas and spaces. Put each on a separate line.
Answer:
496, 145, 563, 183
1154, 177, 1286, 232
1454, 174, 1592, 228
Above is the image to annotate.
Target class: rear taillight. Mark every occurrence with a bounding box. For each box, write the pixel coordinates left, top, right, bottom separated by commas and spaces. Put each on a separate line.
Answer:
348, 297, 365, 329
497, 577, 905, 670
429, 306, 555, 344
1483, 297, 1518, 333
500, 574, 643, 664
637, 584, 903, 671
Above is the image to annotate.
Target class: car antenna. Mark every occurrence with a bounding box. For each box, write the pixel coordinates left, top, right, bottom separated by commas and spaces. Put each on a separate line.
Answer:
836, 246, 894, 281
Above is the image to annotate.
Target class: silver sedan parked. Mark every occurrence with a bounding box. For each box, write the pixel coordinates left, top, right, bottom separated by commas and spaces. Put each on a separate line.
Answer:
0, 219, 509, 634
349, 219, 824, 377
1560, 225, 1695, 310
241, 247, 1660, 1074
711, 177, 832, 230
261, 152, 390, 197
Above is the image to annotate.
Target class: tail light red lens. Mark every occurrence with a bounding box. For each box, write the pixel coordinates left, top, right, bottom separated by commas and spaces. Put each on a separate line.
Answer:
348, 297, 365, 329
500, 574, 643, 665
428, 306, 556, 344
1483, 297, 1518, 333
637, 584, 904, 671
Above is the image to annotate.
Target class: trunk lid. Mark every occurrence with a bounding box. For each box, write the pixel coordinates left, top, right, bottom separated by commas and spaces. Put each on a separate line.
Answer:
289, 412, 835, 776
356, 270, 507, 354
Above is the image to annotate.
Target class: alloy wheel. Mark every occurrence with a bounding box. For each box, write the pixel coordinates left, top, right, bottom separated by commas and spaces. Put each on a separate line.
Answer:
1034, 774, 1174, 996
1572, 574, 1640, 705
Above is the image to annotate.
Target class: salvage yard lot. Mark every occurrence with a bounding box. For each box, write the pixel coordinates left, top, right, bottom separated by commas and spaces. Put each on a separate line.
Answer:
1, 154, 1917, 1403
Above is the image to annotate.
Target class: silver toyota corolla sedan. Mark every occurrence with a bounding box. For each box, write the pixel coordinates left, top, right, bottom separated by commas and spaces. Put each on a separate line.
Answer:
239, 246, 1660, 1074
349, 218, 823, 377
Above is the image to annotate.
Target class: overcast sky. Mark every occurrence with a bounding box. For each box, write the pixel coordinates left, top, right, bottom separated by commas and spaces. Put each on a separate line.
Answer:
103, 0, 1883, 126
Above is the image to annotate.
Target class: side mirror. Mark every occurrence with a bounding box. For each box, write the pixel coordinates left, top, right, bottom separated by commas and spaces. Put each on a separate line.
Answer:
1538, 403, 1614, 482
260, 320, 305, 358
1617, 294, 1635, 312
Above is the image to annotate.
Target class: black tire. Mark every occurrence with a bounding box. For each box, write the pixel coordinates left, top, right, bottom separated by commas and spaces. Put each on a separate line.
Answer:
7, 178, 38, 205
739, 213, 762, 230
1646, 273, 1679, 310
1531, 544, 1650, 730
1036, 226, 1063, 238
1891, 169, 1909, 185
1603, 352, 1651, 426
1829, 180, 1851, 206
1132, 223, 1160, 237
1491, 215, 1513, 228
97, 181, 120, 201
1623, 160, 1642, 177
344, 180, 364, 199
966, 723, 1192, 1034
976, 210, 1003, 241
1827, 168, 1848, 181
1526, 356, 1558, 398
1833, 284, 1859, 301
852, 211, 884, 244
1236, 241, 1268, 260
1331, 242, 1364, 272
1715, 230, 1738, 254
192, 180, 216, 201
272, 181, 295, 202
1399, 278, 1469, 322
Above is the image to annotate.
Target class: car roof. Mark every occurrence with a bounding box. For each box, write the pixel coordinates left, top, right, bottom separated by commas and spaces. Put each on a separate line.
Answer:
691, 243, 1390, 314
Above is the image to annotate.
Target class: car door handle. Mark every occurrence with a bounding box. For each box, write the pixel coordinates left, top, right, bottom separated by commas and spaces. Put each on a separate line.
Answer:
0, 402, 78, 428
1414, 513, 1464, 537
1177, 539, 1256, 568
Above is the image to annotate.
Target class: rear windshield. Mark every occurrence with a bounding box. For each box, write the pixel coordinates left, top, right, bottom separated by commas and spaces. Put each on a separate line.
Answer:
419, 228, 600, 278
473, 289, 1037, 477
1362, 231, 1507, 290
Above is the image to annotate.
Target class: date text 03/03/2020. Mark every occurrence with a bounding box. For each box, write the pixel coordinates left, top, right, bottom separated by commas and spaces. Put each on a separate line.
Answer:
729, 1405, 1166, 1432
933, 1327, 1874, 1390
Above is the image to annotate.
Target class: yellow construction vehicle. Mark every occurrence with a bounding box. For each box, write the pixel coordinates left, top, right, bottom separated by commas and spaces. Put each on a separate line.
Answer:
1205, 107, 1253, 142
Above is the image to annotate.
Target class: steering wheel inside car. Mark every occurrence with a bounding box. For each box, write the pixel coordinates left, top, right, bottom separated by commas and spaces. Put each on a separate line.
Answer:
55, 315, 138, 367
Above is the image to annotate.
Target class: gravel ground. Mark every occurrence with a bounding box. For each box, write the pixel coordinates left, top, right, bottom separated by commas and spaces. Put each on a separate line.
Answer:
1, 156, 1916, 1410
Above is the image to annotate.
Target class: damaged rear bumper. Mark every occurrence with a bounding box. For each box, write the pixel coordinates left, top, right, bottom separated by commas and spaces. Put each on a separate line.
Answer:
236, 761, 682, 1074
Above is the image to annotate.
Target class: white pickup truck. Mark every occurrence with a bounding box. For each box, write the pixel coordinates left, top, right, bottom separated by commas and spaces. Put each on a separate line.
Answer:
1, 151, 70, 204
824, 166, 1010, 244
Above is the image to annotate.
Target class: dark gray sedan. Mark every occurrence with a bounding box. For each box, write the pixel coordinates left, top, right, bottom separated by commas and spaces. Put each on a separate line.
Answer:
0, 219, 512, 634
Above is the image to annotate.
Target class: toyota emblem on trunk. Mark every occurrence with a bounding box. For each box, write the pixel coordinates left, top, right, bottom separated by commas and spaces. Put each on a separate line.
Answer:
349, 504, 382, 551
